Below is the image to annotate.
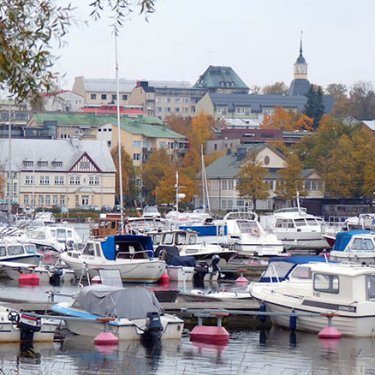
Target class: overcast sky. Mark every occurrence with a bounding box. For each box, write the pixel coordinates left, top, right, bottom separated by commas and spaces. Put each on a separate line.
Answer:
54, 0, 375, 91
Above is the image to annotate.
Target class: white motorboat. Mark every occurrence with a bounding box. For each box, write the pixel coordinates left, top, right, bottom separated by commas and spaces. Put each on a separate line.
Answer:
215, 211, 284, 257
262, 207, 329, 251
60, 234, 166, 283
51, 285, 184, 340
330, 230, 375, 264
179, 288, 252, 302
250, 262, 375, 336
0, 238, 41, 265
0, 306, 58, 342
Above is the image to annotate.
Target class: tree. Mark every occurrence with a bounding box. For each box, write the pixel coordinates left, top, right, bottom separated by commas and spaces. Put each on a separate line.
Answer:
165, 114, 191, 138
189, 113, 215, 153
304, 84, 325, 130
156, 171, 197, 206
142, 149, 174, 203
0, 173, 5, 198
0, 0, 155, 101
275, 153, 306, 203
325, 83, 350, 118
110, 147, 137, 205
236, 150, 269, 211
262, 82, 288, 95
347, 81, 375, 120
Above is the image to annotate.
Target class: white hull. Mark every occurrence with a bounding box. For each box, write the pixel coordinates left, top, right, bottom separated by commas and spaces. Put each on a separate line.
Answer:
233, 242, 284, 257
275, 231, 329, 250
60, 253, 166, 283
167, 265, 218, 282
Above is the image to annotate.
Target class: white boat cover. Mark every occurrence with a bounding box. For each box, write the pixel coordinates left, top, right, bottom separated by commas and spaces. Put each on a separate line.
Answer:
72, 285, 163, 319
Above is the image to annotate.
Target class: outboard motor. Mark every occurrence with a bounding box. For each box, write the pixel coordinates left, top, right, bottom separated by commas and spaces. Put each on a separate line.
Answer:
211, 254, 222, 279
141, 312, 163, 348
49, 267, 63, 287
193, 261, 209, 287
17, 313, 41, 356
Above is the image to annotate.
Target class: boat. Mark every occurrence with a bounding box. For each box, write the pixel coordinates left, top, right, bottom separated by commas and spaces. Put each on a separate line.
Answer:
329, 230, 375, 264
214, 211, 284, 257
0, 306, 58, 342
179, 287, 252, 302
59, 234, 166, 283
151, 229, 236, 263
250, 262, 375, 336
51, 285, 184, 340
0, 238, 41, 265
261, 207, 329, 252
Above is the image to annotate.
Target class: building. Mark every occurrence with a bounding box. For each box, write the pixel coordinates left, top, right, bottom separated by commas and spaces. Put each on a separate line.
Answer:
0, 138, 116, 210
288, 38, 310, 96
29, 113, 188, 167
203, 144, 324, 211
41, 91, 84, 112
129, 81, 206, 119
193, 66, 249, 94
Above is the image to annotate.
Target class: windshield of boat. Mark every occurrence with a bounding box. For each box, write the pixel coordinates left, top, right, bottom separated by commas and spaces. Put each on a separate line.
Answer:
262, 261, 295, 279
305, 218, 320, 226
351, 238, 375, 251
289, 265, 312, 280
237, 220, 259, 234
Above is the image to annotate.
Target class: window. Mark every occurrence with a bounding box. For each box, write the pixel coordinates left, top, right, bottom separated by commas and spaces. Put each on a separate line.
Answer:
122, 94, 128, 101
38, 161, 48, 167
25, 176, 34, 185
40, 176, 49, 185
290, 266, 312, 280
0, 246, 6, 257
45, 195, 51, 206
133, 141, 142, 148
8, 246, 24, 256
89, 176, 100, 185
54, 176, 64, 185
314, 273, 339, 294
133, 153, 141, 161
112, 94, 117, 101
159, 141, 167, 149
80, 161, 90, 170
101, 94, 107, 100
90, 94, 97, 100
221, 179, 234, 191
38, 195, 44, 206
60, 195, 66, 206
53, 195, 58, 205
23, 161, 34, 168
24, 195, 29, 205
69, 176, 80, 185
367, 275, 375, 300
52, 161, 63, 168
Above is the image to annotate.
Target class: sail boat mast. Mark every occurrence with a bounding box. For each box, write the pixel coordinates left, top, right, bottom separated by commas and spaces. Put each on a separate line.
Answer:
115, 34, 124, 234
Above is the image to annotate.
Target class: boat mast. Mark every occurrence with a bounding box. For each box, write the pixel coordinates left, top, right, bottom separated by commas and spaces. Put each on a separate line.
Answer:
115, 34, 124, 235
296, 190, 301, 212
7, 101, 12, 220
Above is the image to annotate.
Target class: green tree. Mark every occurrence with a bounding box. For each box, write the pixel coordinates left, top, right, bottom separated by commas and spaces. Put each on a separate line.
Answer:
325, 83, 349, 118
111, 147, 137, 205
304, 84, 325, 130
236, 150, 269, 211
165, 114, 192, 138
0, 0, 154, 101
262, 81, 288, 95
275, 153, 306, 203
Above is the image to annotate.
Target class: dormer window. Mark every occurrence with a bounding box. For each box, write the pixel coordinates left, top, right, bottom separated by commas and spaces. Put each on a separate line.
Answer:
38, 161, 48, 167
23, 160, 34, 168
52, 160, 63, 168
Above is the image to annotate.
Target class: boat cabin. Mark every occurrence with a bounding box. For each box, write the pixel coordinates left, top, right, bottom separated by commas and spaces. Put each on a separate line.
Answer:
274, 208, 324, 231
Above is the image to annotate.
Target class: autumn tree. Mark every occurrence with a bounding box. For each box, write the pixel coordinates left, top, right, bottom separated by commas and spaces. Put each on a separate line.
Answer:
0, 173, 5, 198
111, 147, 137, 205
142, 149, 174, 204
363, 156, 375, 199
189, 113, 215, 153
325, 83, 349, 118
262, 82, 288, 95
236, 150, 269, 211
155, 171, 197, 207
0, 0, 155, 101
275, 153, 306, 203
347, 81, 375, 120
165, 114, 191, 138
304, 85, 325, 130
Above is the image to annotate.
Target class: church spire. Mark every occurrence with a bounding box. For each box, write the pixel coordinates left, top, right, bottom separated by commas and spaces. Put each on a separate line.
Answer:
294, 31, 308, 79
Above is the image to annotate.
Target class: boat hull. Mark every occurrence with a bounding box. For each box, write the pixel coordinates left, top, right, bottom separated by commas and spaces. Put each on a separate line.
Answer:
60, 254, 166, 283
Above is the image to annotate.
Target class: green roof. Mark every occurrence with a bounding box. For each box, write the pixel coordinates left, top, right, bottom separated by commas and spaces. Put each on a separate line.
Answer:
32, 113, 185, 139
194, 66, 249, 90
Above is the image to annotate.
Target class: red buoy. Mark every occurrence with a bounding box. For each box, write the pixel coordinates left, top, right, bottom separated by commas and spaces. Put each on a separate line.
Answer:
318, 326, 342, 339
159, 271, 170, 285
18, 274, 40, 287
190, 325, 229, 345
94, 331, 119, 346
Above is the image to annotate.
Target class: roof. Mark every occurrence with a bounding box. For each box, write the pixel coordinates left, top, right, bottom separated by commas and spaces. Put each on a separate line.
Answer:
208, 93, 334, 113
362, 120, 375, 131
32, 113, 185, 139
0, 138, 116, 172
288, 79, 311, 96
81, 78, 191, 93
194, 66, 249, 90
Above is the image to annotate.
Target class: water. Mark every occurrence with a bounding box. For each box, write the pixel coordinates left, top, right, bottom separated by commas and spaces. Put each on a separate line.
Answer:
0, 328, 375, 374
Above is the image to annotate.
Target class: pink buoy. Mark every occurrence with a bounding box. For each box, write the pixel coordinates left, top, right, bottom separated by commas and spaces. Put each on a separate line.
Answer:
159, 271, 170, 285
190, 325, 229, 345
91, 275, 102, 284
235, 269, 248, 284
18, 274, 40, 287
318, 325, 342, 339
94, 331, 119, 346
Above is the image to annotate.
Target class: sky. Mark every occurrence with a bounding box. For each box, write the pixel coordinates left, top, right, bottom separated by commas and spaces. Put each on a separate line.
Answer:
53, 0, 375, 91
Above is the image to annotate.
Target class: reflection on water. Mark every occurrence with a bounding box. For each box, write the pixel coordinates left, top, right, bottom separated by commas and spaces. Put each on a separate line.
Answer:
0, 328, 375, 374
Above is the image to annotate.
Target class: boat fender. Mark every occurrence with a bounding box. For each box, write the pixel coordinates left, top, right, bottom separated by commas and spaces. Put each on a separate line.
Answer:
8, 311, 20, 324
289, 310, 297, 332
258, 303, 267, 322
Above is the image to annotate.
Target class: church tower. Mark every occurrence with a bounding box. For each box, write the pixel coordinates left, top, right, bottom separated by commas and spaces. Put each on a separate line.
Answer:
288, 33, 311, 96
